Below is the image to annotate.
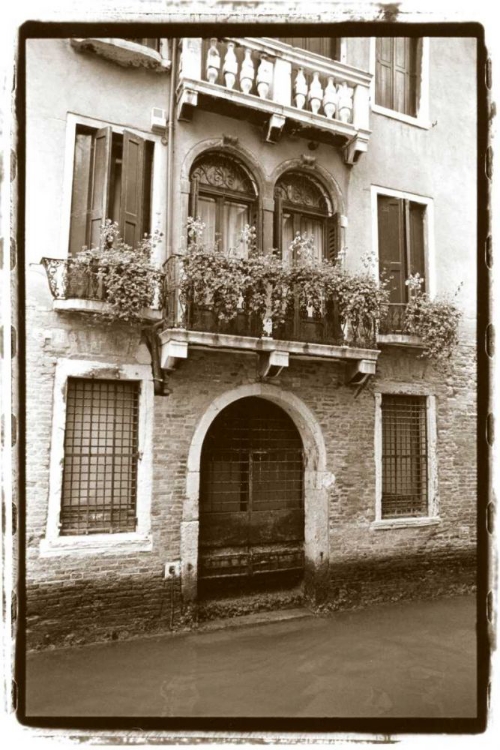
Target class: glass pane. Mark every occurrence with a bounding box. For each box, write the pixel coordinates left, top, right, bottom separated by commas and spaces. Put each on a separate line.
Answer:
282, 212, 294, 263
300, 216, 324, 262
223, 201, 249, 256
198, 196, 217, 248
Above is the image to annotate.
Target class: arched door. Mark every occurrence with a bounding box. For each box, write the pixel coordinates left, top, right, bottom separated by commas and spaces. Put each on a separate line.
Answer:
199, 397, 305, 594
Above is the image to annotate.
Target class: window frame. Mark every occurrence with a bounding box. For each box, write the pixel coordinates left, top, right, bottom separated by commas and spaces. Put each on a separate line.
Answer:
40, 360, 154, 556
58, 113, 166, 262
369, 37, 430, 129
189, 152, 259, 255
371, 185, 435, 299
373, 386, 439, 529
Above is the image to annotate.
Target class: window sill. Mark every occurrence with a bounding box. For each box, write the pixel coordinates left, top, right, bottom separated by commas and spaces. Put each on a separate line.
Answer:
371, 517, 440, 530
53, 298, 162, 322
70, 38, 170, 72
39, 532, 153, 557
372, 104, 431, 130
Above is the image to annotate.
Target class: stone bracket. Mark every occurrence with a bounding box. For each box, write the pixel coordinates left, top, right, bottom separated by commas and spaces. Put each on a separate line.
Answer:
265, 114, 286, 143
161, 340, 189, 371
259, 350, 289, 379
345, 358, 376, 386
176, 87, 198, 121
343, 133, 368, 165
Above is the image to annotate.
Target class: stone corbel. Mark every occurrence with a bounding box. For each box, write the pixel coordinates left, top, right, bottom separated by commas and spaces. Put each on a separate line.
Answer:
265, 114, 286, 144
343, 133, 368, 165
259, 350, 289, 379
176, 87, 198, 121
161, 340, 189, 371
345, 358, 376, 386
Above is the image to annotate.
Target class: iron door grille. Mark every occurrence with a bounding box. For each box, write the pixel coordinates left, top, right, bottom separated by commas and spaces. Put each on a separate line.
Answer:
60, 378, 140, 535
381, 394, 428, 518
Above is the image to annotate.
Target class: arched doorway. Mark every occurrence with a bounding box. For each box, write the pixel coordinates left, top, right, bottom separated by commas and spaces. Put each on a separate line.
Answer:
198, 397, 305, 596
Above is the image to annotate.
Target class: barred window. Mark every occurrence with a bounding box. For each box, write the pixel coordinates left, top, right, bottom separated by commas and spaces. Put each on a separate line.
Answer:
381, 395, 428, 519
60, 378, 140, 535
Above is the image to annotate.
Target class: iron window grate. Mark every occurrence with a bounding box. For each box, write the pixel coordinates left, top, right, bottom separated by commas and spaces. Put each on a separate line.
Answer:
60, 378, 140, 535
381, 395, 428, 519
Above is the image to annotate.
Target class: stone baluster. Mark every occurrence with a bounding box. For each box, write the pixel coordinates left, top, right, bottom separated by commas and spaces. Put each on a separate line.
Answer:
239, 47, 255, 94
337, 82, 354, 123
294, 67, 308, 109
206, 38, 221, 84
308, 71, 323, 115
223, 41, 238, 90
256, 54, 273, 99
322, 76, 337, 119
179, 38, 202, 81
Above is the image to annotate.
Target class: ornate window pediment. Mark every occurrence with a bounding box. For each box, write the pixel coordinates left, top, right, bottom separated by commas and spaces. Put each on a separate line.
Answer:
274, 172, 329, 213
191, 153, 257, 197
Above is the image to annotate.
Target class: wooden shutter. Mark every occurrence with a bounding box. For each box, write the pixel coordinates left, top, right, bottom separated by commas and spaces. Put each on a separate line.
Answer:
325, 214, 338, 263
120, 130, 145, 248
408, 201, 426, 291
394, 38, 417, 117
69, 130, 93, 255
375, 38, 393, 110
88, 127, 113, 249
378, 195, 406, 304
189, 175, 199, 220
277, 37, 337, 60
273, 193, 283, 254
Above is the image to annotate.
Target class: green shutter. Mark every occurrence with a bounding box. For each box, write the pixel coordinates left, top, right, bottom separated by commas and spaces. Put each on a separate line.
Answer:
375, 38, 393, 109
326, 214, 338, 263
273, 193, 283, 254
120, 130, 145, 248
408, 201, 426, 291
189, 175, 199, 221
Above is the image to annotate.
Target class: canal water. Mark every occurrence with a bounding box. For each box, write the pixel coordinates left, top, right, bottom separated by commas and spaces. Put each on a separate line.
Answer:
26, 594, 476, 718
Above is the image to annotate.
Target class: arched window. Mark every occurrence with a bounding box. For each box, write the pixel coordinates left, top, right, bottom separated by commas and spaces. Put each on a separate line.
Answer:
189, 152, 259, 255
274, 171, 338, 264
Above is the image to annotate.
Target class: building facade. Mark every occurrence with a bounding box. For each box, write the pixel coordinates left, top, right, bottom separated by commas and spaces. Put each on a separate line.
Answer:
25, 33, 477, 649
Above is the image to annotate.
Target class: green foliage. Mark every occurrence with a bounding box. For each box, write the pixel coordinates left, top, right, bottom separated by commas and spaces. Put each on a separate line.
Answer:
403, 275, 461, 362
180, 221, 389, 347
72, 221, 163, 323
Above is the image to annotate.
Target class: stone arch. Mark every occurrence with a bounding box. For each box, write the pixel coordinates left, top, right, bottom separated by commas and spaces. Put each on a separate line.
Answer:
270, 158, 346, 216
180, 383, 331, 604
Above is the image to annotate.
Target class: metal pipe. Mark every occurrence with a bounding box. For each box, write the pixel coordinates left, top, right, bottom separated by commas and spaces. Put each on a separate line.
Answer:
166, 38, 178, 260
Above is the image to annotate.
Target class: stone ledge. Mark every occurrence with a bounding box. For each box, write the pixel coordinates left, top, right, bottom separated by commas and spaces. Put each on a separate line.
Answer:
39, 533, 153, 557
377, 333, 424, 348
370, 517, 441, 531
70, 38, 170, 71
53, 298, 162, 322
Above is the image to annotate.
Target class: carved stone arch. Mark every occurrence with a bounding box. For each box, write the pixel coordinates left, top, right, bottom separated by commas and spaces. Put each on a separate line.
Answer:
270, 158, 345, 216
180, 383, 331, 605
180, 137, 266, 198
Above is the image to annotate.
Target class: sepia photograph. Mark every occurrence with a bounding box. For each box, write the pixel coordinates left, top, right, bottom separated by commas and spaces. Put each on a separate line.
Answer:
3, 0, 493, 742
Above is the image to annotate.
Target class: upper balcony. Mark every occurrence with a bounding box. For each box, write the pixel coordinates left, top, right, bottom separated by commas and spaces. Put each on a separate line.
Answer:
176, 38, 372, 164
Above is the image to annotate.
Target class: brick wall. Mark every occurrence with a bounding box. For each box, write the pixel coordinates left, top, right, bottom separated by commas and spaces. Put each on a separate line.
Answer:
25, 298, 477, 649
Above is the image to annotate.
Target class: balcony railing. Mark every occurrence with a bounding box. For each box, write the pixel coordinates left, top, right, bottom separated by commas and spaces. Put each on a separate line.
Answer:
379, 303, 408, 335
165, 254, 353, 348
176, 37, 371, 162
41, 258, 165, 315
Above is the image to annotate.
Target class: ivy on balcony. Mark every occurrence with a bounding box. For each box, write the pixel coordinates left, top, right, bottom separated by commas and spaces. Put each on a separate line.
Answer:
167, 219, 389, 350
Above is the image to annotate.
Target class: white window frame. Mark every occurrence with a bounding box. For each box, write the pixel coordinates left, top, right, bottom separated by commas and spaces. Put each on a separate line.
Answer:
373, 385, 439, 529
57, 112, 167, 264
369, 37, 431, 129
40, 359, 154, 557
371, 185, 435, 299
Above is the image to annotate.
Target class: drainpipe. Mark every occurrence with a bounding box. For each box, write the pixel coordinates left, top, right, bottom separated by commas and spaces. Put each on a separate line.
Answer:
166, 38, 178, 260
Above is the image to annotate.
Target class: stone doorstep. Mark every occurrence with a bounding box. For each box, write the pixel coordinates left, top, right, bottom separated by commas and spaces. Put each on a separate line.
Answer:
196, 606, 315, 635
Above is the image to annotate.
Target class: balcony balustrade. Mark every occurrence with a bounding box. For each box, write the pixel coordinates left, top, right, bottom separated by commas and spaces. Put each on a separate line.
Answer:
176, 38, 372, 163
41, 258, 165, 321
378, 303, 423, 346
160, 254, 379, 382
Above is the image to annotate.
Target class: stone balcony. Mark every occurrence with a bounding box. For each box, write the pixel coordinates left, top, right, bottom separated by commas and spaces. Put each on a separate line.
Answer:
160, 255, 379, 384
378, 303, 423, 347
41, 258, 165, 321
176, 38, 372, 164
